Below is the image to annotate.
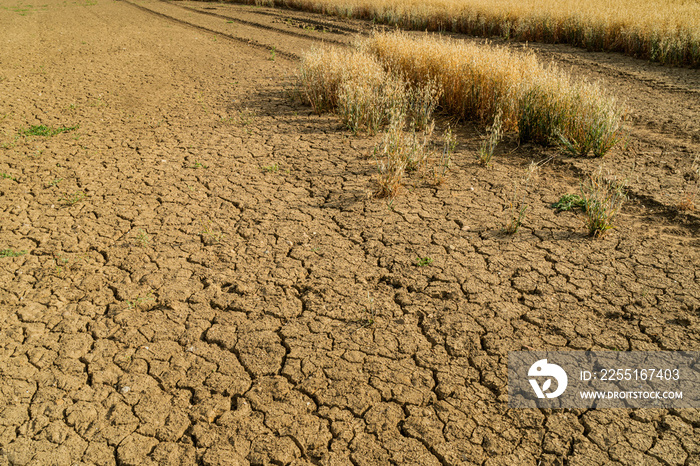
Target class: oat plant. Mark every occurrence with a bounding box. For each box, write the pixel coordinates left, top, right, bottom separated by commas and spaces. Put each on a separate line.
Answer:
405, 120, 434, 172
580, 166, 627, 237
373, 113, 409, 199
678, 154, 699, 212
337, 75, 406, 135
477, 109, 503, 167
504, 162, 539, 234
477, 108, 503, 166
431, 124, 456, 185
406, 79, 442, 131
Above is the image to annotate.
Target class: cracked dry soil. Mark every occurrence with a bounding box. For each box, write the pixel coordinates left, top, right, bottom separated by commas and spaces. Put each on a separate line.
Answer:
1, 0, 699, 465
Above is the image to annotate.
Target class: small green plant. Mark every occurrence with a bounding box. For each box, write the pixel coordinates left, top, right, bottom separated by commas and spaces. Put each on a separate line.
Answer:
580, 166, 627, 237
262, 163, 279, 173
8, 4, 32, 15
126, 293, 155, 310
416, 257, 433, 267
46, 177, 63, 188
199, 220, 225, 244
195, 92, 208, 114
59, 191, 87, 206
552, 193, 586, 212
50, 253, 89, 277
135, 229, 150, 247
477, 109, 503, 167
88, 96, 106, 108
0, 249, 26, 258
54, 255, 69, 276
236, 109, 255, 126
356, 292, 376, 329
191, 161, 208, 169
269, 46, 276, 61
1, 172, 16, 181
504, 162, 538, 234
0, 139, 17, 149
20, 124, 78, 137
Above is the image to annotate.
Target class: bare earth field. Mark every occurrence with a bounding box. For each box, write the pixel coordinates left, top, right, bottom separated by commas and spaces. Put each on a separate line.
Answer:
0, 0, 699, 465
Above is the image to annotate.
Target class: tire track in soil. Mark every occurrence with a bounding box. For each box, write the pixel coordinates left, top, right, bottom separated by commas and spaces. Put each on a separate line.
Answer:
167, 0, 349, 44
0, 0, 699, 465
121, 0, 303, 60
121, 0, 361, 61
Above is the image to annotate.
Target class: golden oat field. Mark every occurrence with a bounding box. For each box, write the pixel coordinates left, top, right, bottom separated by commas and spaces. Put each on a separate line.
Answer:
240, 0, 700, 65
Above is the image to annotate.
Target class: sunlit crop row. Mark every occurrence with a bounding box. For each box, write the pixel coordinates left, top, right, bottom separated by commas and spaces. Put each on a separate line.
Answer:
299, 32, 625, 157
228, 0, 700, 66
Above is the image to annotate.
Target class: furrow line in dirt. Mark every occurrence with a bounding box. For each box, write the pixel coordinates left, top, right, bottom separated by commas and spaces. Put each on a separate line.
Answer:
539, 49, 700, 98
121, 0, 301, 60
192, 2, 359, 35
165, 0, 347, 46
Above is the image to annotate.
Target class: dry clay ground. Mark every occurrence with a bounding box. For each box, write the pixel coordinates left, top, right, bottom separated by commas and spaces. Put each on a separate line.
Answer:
0, 0, 699, 464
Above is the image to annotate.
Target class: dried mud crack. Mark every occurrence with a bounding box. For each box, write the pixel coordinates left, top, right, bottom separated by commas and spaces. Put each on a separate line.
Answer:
1, 0, 699, 465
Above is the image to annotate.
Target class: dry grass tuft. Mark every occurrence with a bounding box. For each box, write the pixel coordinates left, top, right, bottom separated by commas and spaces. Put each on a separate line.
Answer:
677, 193, 695, 212
477, 108, 503, 167
580, 166, 628, 237
678, 155, 699, 212
364, 32, 625, 157
297, 47, 383, 114
504, 162, 539, 234
299, 33, 625, 158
